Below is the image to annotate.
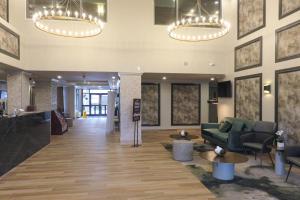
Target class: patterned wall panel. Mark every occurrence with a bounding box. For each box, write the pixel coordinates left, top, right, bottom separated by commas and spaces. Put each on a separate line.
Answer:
141, 83, 160, 126
0, 22, 20, 60
238, 0, 266, 39
171, 84, 201, 126
235, 37, 263, 72
276, 66, 300, 143
0, 0, 8, 22
235, 74, 262, 120
279, 0, 300, 19
276, 20, 300, 63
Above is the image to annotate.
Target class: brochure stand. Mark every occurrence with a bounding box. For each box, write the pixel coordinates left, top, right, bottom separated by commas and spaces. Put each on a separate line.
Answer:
132, 98, 141, 148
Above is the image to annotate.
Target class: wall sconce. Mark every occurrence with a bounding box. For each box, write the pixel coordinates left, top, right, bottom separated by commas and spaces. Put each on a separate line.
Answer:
264, 84, 271, 94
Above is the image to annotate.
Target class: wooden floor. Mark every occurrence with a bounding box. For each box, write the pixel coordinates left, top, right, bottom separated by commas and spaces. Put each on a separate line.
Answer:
0, 118, 215, 200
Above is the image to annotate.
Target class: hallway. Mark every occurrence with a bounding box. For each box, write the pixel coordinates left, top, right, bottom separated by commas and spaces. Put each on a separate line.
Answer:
0, 118, 214, 200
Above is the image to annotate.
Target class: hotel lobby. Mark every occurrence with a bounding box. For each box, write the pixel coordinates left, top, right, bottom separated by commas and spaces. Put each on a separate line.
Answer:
0, 0, 300, 199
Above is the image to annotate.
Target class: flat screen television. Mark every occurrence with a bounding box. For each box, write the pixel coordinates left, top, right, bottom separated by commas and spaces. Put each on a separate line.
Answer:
218, 81, 232, 98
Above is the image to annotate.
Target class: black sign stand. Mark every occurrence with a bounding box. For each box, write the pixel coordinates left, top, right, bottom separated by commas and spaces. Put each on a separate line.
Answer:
132, 99, 141, 148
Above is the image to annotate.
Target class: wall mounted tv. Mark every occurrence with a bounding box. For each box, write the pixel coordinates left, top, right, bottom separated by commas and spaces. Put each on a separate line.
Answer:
218, 81, 232, 98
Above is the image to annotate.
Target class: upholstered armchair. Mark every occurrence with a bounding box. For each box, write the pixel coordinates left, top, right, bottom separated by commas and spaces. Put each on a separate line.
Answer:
240, 121, 276, 166
285, 145, 300, 182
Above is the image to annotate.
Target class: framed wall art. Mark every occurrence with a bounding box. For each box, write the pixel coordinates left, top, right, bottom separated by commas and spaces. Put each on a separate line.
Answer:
235, 37, 263, 72
275, 66, 300, 143
238, 0, 266, 39
0, 0, 8, 22
279, 0, 300, 19
0, 22, 20, 60
276, 20, 300, 63
235, 74, 262, 121
171, 83, 201, 126
141, 83, 160, 126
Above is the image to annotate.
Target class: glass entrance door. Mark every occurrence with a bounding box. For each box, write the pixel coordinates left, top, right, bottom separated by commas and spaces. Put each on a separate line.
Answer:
90, 94, 101, 116
81, 89, 108, 117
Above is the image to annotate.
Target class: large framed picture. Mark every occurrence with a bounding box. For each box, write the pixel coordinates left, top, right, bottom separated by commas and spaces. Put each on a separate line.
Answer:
0, 22, 20, 60
141, 83, 160, 126
238, 0, 266, 39
171, 83, 201, 126
275, 66, 300, 143
279, 0, 300, 19
276, 20, 300, 63
235, 37, 263, 72
235, 74, 262, 121
0, 0, 8, 22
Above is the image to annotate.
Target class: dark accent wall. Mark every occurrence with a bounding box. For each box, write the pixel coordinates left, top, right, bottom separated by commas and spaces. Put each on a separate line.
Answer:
0, 112, 51, 176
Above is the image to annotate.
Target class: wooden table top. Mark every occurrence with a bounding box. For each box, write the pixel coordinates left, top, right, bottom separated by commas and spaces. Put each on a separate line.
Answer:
199, 151, 249, 164
169, 133, 199, 140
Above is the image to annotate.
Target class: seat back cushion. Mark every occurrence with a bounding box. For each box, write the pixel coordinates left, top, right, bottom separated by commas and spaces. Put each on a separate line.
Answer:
253, 121, 276, 133
219, 121, 232, 132
231, 120, 245, 132
243, 119, 255, 131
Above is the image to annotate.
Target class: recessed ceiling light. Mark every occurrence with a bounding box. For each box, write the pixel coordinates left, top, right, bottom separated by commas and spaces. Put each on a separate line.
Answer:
57, 75, 62, 79
210, 77, 215, 81
162, 76, 167, 80
214, 1, 219, 5
112, 76, 115, 79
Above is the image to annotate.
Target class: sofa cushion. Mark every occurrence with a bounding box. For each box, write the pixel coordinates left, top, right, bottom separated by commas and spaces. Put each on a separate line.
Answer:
253, 121, 276, 133
243, 120, 255, 131
231, 120, 245, 132
202, 128, 229, 143
219, 121, 232, 132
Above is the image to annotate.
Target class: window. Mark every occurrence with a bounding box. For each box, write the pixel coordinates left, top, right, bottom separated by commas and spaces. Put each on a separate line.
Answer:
154, 0, 222, 25
26, 0, 107, 22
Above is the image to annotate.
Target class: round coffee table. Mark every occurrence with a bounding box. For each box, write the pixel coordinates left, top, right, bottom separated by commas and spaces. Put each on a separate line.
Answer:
169, 133, 199, 140
200, 151, 248, 180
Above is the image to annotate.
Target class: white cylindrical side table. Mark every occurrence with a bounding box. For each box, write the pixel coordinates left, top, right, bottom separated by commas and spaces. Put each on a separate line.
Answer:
172, 140, 194, 161
275, 150, 286, 176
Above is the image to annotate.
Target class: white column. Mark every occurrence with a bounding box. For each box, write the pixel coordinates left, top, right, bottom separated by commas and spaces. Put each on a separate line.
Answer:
119, 73, 142, 145
7, 71, 30, 114
106, 91, 117, 134
34, 81, 57, 112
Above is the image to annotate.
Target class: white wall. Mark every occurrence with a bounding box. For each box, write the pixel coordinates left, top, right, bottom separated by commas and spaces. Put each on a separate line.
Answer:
218, 0, 300, 122
9, 0, 235, 74
142, 80, 209, 130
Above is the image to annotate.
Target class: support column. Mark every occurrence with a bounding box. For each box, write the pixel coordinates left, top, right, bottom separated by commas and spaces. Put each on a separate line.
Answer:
63, 86, 75, 119
106, 91, 117, 134
34, 81, 57, 112
119, 73, 142, 145
7, 71, 30, 114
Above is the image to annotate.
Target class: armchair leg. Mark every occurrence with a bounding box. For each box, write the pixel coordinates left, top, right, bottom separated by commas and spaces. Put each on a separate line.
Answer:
285, 164, 293, 182
268, 152, 274, 167
254, 152, 257, 160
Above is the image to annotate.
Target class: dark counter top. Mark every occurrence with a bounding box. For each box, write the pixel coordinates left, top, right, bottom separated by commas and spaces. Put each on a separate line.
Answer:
0, 111, 51, 176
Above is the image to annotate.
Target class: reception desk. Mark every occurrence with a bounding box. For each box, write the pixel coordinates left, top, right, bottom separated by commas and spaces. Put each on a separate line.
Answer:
0, 112, 51, 176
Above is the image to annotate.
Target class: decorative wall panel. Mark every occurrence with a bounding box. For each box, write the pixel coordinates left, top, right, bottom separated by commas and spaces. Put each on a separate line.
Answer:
279, 0, 300, 19
276, 20, 300, 62
276, 66, 300, 143
171, 84, 201, 126
235, 74, 262, 120
141, 83, 160, 126
235, 37, 263, 72
0, 0, 8, 21
238, 0, 265, 39
0, 22, 20, 60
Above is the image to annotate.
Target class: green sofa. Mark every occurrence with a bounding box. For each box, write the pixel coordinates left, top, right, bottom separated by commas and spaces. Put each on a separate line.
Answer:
201, 117, 256, 152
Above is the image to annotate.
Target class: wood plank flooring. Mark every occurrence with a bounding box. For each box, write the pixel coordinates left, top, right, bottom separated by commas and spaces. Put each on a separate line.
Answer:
0, 118, 215, 200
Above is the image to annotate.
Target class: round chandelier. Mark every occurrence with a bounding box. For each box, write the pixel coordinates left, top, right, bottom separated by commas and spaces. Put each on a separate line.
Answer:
167, 0, 230, 42
32, 0, 105, 38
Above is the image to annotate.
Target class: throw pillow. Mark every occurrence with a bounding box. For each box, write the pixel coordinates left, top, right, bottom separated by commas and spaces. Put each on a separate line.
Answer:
231, 121, 245, 132
219, 121, 232, 132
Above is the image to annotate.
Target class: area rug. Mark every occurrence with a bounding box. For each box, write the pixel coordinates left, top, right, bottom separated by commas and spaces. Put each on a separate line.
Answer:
162, 143, 300, 200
